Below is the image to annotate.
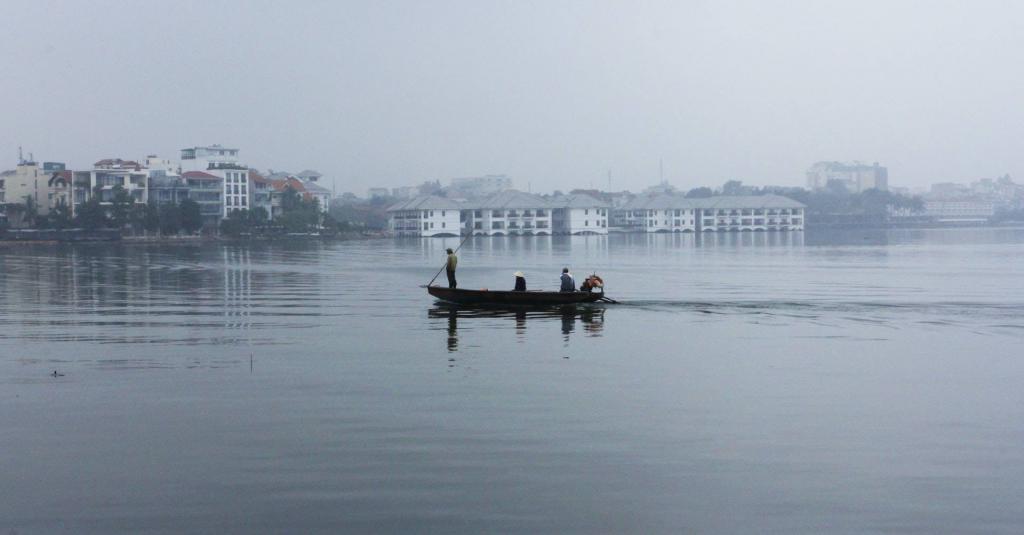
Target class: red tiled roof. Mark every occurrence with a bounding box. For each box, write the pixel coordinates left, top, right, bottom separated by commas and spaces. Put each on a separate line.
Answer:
270, 177, 307, 193
182, 171, 222, 180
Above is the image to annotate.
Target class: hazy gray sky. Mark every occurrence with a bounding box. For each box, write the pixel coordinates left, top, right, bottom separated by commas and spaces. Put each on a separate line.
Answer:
2, 0, 1022, 193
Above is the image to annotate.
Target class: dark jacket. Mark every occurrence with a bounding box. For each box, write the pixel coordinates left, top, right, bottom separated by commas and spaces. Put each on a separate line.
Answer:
560, 273, 575, 292
514, 277, 526, 291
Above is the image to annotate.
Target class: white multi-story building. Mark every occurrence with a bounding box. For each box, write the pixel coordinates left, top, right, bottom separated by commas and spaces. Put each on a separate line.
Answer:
807, 161, 888, 192
552, 193, 610, 235
924, 199, 994, 223
145, 155, 179, 176
619, 194, 699, 232
180, 145, 248, 218
387, 195, 462, 237
73, 159, 149, 212
696, 195, 805, 231
618, 194, 805, 232
464, 190, 553, 236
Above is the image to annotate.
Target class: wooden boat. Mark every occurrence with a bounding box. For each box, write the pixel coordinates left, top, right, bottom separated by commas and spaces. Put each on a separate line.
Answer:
427, 286, 606, 306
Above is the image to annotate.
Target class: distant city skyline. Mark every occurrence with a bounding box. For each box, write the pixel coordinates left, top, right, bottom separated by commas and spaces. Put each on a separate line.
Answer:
3, 1, 1022, 194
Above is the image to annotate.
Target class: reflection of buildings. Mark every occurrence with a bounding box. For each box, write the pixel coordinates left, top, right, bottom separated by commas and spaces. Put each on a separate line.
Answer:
223, 248, 253, 331
428, 305, 605, 352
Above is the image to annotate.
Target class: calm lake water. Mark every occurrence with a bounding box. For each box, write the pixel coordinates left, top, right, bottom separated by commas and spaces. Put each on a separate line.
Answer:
2, 229, 1024, 534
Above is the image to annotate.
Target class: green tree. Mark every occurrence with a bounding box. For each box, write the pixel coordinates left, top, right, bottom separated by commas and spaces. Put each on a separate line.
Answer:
109, 185, 132, 229
281, 185, 302, 211
179, 198, 203, 234
158, 203, 181, 235
75, 187, 108, 230
129, 203, 148, 235
48, 200, 73, 230
720, 180, 745, 196
219, 208, 251, 237
685, 187, 714, 198
250, 206, 269, 226
21, 196, 40, 228
142, 202, 161, 234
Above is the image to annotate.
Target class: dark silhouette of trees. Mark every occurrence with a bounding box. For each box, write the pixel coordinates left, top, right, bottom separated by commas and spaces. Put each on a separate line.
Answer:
685, 187, 714, 198
179, 199, 203, 234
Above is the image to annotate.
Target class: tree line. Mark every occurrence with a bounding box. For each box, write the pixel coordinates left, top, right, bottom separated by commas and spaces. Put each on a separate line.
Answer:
2, 185, 204, 235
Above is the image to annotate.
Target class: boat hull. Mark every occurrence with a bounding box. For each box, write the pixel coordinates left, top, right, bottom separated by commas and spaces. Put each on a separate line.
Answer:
427, 286, 604, 306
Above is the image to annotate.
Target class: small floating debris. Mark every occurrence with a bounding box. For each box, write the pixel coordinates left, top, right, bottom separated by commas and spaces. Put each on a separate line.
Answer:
51, 370, 65, 377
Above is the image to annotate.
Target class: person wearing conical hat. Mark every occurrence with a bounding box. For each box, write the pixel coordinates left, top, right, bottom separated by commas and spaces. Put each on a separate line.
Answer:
513, 271, 527, 291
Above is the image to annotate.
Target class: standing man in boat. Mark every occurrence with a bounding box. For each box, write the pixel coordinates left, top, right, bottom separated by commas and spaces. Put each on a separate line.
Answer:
446, 248, 458, 289
560, 267, 575, 292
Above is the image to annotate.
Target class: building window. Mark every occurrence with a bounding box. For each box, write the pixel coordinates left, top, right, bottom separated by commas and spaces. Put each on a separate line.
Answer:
442, 210, 446, 216
585, 209, 589, 215
585, 220, 589, 226
423, 222, 428, 230
441, 222, 446, 228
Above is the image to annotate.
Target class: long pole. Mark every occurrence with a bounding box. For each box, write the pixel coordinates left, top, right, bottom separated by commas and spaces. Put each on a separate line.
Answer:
426, 231, 472, 287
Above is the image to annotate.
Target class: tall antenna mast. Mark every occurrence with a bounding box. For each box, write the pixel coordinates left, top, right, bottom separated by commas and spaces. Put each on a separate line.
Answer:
659, 158, 664, 182
18, 146, 23, 164
607, 169, 611, 191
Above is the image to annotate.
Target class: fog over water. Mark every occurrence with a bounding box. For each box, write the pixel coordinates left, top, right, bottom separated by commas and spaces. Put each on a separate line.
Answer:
3, 1, 1023, 191
2, 229, 1024, 533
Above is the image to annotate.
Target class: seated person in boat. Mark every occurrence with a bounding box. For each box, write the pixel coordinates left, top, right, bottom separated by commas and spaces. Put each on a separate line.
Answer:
580, 274, 603, 293
559, 268, 575, 292
513, 271, 527, 291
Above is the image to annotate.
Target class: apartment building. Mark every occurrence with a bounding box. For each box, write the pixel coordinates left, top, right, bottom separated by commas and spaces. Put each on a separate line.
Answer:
180, 145, 249, 218
72, 159, 149, 214
618, 194, 805, 232
387, 195, 462, 237
463, 190, 553, 236
182, 171, 224, 227
551, 193, 610, 235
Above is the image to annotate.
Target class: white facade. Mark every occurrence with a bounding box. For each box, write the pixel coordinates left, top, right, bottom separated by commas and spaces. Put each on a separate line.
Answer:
77, 159, 149, 210
465, 206, 553, 236
618, 194, 805, 232
146, 155, 179, 176
180, 145, 240, 172
180, 145, 250, 218
218, 169, 250, 216
300, 179, 332, 213
388, 196, 462, 237
551, 194, 610, 234
463, 191, 553, 236
698, 205, 804, 231
924, 200, 994, 222
561, 207, 608, 233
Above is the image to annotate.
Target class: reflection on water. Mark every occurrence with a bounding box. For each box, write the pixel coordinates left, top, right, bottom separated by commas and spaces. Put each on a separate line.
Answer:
3, 230, 1024, 534
0, 244, 339, 348
429, 304, 605, 352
